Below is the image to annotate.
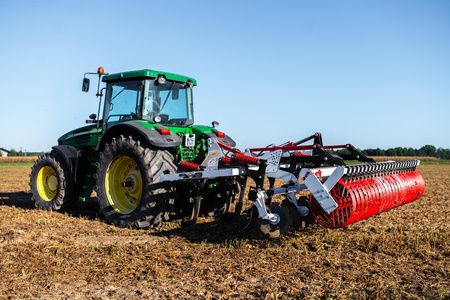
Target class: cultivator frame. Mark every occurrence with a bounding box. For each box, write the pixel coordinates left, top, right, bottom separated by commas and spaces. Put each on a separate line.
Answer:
161, 133, 425, 237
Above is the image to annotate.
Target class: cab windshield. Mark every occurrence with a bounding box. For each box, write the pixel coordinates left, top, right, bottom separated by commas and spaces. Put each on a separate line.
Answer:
142, 80, 194, 126
103, 79, 194, 127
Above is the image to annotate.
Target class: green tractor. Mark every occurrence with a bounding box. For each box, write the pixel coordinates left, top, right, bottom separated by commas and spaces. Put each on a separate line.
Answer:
29, 67, 237, 228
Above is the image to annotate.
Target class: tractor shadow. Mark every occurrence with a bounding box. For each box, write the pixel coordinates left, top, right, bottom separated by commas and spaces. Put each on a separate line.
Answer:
0, 192, 270, 244
0, 192, 34, 209
0, 192, 100, 221
67, 198, 101, 220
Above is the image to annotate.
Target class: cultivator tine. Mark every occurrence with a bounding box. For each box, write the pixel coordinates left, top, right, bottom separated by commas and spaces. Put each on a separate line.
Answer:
241, 205, 259, 232
220, 178, 247, 222
181, 181, 204, 227
233, 179, 247, 218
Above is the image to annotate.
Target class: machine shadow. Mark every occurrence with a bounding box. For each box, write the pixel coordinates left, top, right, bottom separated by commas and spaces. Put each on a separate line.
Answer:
153, 215, 269, 244
0, 192, 271, 243
0, 192, 101, 221
0, 192, 34, 209
0, 191, 264, 244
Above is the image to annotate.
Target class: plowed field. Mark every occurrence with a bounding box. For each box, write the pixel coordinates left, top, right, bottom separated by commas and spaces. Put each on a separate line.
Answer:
0, 163, 449, 299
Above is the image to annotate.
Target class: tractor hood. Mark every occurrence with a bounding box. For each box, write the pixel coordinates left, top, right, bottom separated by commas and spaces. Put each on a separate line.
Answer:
57, 124, 101, 147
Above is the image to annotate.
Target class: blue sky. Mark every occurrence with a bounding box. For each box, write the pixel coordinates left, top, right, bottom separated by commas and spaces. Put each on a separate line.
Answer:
0, 0, 449, 152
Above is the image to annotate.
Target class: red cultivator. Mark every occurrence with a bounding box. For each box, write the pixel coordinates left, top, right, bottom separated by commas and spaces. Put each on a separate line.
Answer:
160, 133, 425, 237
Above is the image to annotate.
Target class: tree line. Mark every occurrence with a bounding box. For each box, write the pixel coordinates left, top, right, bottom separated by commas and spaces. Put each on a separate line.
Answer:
6, 149, 46, 157
328, 145, 450, 160
5, 145, 450, 160
360, 145, 450, 159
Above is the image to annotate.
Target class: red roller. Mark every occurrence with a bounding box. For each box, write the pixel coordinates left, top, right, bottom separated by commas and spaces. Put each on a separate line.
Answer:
310, 170, 425, 228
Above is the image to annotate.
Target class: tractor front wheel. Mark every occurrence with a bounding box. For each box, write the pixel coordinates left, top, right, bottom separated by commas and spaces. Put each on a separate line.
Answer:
95, 135, 176, 228
29, 152, 78, 211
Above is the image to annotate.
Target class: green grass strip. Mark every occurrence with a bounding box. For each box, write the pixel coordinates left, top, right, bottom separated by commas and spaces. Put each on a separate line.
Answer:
0, 163, 35, 167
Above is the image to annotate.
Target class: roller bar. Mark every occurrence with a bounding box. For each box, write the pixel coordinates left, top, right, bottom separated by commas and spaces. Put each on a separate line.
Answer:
344, 160, 420, 178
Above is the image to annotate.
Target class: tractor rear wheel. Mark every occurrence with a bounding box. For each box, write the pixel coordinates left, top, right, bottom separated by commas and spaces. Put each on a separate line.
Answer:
95, 135, 176, 228
29, 152, 78, 211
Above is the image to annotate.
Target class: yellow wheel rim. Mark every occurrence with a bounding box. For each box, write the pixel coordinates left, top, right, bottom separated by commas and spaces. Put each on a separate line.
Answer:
37, 166, 59, 201
105, 155, 142, 214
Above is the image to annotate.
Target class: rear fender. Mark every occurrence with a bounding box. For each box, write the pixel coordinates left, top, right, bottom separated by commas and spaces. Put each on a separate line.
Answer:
201, 131, 236, 148
96, 122, 182, 152
51, 145, 90, 183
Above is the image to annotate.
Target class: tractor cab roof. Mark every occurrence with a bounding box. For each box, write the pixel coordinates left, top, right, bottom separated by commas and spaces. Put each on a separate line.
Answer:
102, 69, 197, 85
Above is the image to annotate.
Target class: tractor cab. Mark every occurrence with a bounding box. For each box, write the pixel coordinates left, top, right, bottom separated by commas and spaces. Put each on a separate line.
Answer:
102, 74, 195, 130
83, 68, 196, 131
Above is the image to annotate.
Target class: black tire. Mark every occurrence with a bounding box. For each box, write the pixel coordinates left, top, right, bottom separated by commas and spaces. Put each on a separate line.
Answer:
29, 152, 78, 211
94, 135, 176, 228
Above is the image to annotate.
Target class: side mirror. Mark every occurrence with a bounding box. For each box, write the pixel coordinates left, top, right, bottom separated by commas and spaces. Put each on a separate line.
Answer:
86, 113, 97, 124
82, 78, 90, 92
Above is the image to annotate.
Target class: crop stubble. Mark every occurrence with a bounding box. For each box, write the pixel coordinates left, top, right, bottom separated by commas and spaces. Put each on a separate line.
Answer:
0, 164, 448, 299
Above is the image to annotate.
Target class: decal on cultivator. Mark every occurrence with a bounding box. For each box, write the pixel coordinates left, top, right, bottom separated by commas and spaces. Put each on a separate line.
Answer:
29, 67, 425, 238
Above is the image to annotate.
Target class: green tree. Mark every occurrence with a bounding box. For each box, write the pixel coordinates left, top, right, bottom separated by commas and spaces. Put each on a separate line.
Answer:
364, 148, 385, 156
405, 147, 416, 156
394, 147, 404, 156
9, 149, 18, 156
378, 148, 386, 156
437, 148, 450, 160
420, 145, 437, 157
386, 148, 397, 156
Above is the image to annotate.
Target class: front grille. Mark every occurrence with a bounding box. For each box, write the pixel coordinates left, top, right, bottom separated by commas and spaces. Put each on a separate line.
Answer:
74, 133, 91, 144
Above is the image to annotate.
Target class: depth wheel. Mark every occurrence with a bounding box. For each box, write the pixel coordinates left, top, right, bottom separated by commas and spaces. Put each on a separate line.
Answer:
95, 135, 176, 228
284, 196, 316, 229
29, 152, 78, 211
259, 203, 292, 238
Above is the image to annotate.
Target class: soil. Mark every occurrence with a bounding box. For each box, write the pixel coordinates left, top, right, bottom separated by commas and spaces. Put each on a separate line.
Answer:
0, 164, 449, 299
